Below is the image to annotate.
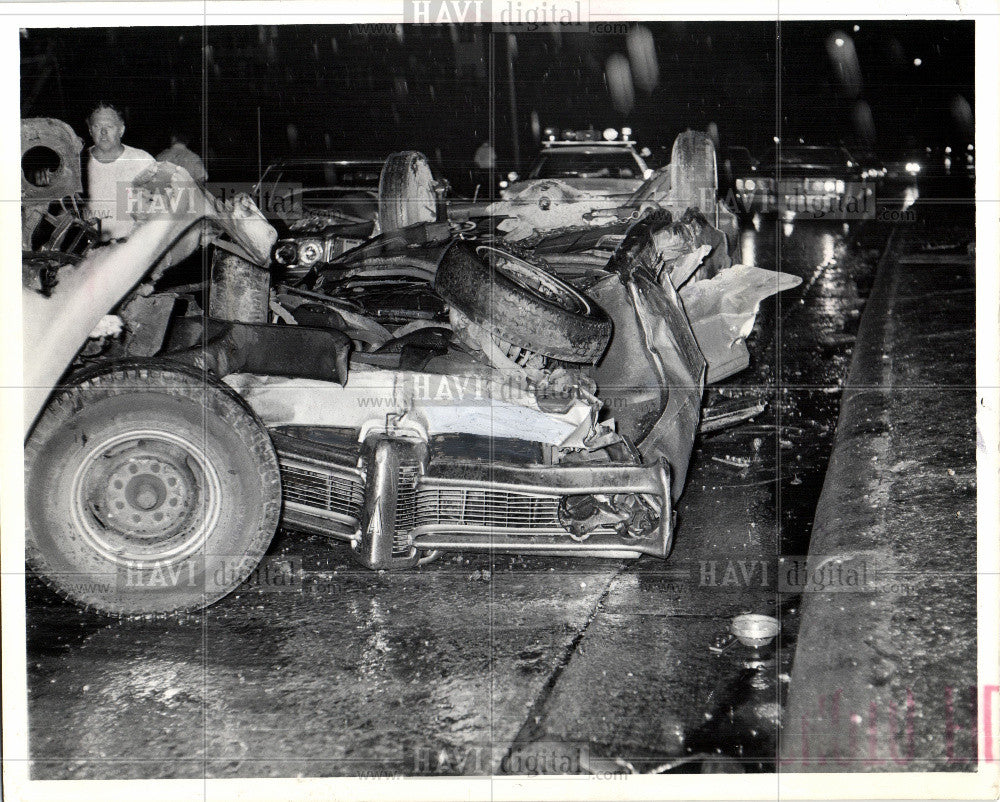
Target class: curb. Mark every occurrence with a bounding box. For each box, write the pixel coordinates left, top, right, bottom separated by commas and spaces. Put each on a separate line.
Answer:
779, 226, 902, 770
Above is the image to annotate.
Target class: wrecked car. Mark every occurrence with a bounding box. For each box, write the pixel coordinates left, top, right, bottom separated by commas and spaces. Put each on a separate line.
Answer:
23, 125, 800, 616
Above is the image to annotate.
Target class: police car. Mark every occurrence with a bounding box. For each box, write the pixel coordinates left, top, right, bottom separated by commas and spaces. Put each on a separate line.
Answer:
502, 127, 652, 201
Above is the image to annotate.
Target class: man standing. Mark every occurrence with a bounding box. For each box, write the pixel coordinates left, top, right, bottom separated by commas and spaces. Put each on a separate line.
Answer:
156, 133, 207, 183
85, 103, 156, 241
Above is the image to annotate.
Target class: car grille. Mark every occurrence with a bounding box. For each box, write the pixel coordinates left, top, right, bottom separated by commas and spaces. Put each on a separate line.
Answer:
279, 460, 365, 523
414, 486, 566, 532
276, 448, 621, 540
393, 465, 420, 555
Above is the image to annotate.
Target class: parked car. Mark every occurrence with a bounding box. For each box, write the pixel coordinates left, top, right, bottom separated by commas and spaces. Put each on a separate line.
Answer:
741, 145, 871, 219
23, 133, 799, 617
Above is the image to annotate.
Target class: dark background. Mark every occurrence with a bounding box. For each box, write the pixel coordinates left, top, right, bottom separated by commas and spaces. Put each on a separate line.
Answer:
20, 21, 975, 182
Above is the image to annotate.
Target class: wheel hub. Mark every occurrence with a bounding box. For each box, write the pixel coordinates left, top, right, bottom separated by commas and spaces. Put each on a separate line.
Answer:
101, 453, 193, 538
71, 430, 221, 566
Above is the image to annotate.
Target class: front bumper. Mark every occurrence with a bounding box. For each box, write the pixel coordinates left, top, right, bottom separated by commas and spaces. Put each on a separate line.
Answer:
271, 428, 672, 568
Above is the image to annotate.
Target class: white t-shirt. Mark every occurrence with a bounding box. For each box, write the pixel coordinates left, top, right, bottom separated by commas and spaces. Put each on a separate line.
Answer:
87, 144, 156, 240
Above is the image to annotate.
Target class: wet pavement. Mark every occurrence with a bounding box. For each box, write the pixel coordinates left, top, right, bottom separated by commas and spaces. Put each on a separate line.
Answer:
25, 211, 909, 779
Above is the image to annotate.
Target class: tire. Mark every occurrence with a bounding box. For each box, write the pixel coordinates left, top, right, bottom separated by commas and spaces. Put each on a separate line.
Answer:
669, 130, 719, 222
24, 363, 281, 616
434, 242, 612, 364
378, 151, 437, 233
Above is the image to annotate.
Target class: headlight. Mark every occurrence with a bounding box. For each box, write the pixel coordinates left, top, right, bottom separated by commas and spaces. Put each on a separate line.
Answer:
905, 162, 921, 174
297, 239, 324, 266
835, 180, 845, 193
273, 241, 298, 266
745, 179, 756, 191
824, 180, 836, 192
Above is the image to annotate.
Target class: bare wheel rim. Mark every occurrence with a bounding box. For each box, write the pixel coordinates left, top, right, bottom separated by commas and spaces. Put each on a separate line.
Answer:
69, 428, 222, 568
477, 246, 592, 315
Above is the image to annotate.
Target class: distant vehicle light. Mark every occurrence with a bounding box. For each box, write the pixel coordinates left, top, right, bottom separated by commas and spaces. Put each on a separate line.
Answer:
745, 179, 756, 191
297, 239, 323, 266
905, 162, 921, 174
944, 146, 952, 154
548, 135, 556, 141
736, 178, 745, 190
913, 58, 922, 66
543, 127, 555, 136
499, 180, 509, 189
967, 144, 974, 151
773, 136, 780, 144
621, 127, 632, 138
603, 127, 618, 141
507, 171, 519, 181
853, 24, 860, 32
824, 180, 836, 192
835, 180, 845, 193
835, 38, 845, 47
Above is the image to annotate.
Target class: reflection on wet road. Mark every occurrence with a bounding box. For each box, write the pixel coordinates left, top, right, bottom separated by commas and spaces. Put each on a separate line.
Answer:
26, 216, 893, 778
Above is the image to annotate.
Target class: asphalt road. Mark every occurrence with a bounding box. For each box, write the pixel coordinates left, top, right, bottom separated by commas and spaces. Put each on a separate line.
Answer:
25, 213, 897, 779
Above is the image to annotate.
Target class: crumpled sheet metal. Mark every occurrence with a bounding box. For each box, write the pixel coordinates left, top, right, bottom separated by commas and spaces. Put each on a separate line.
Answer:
651, 207, 733, 285
680, 265, 803, 383
23, 164, 277, 434
589, 268, 705, 500
224, 369, 599, 449
130, 161, 276, 267
486, 179, 620, 241
23, 216, 191, 433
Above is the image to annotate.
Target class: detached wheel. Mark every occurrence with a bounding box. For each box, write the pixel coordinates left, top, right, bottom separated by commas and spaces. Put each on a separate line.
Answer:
435, 242, 612, 364
24, 364, 281, 616
378, 150, 437, 233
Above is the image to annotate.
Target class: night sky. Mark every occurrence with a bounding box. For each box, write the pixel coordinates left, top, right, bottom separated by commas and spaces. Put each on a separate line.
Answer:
20, 20, 975, 182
